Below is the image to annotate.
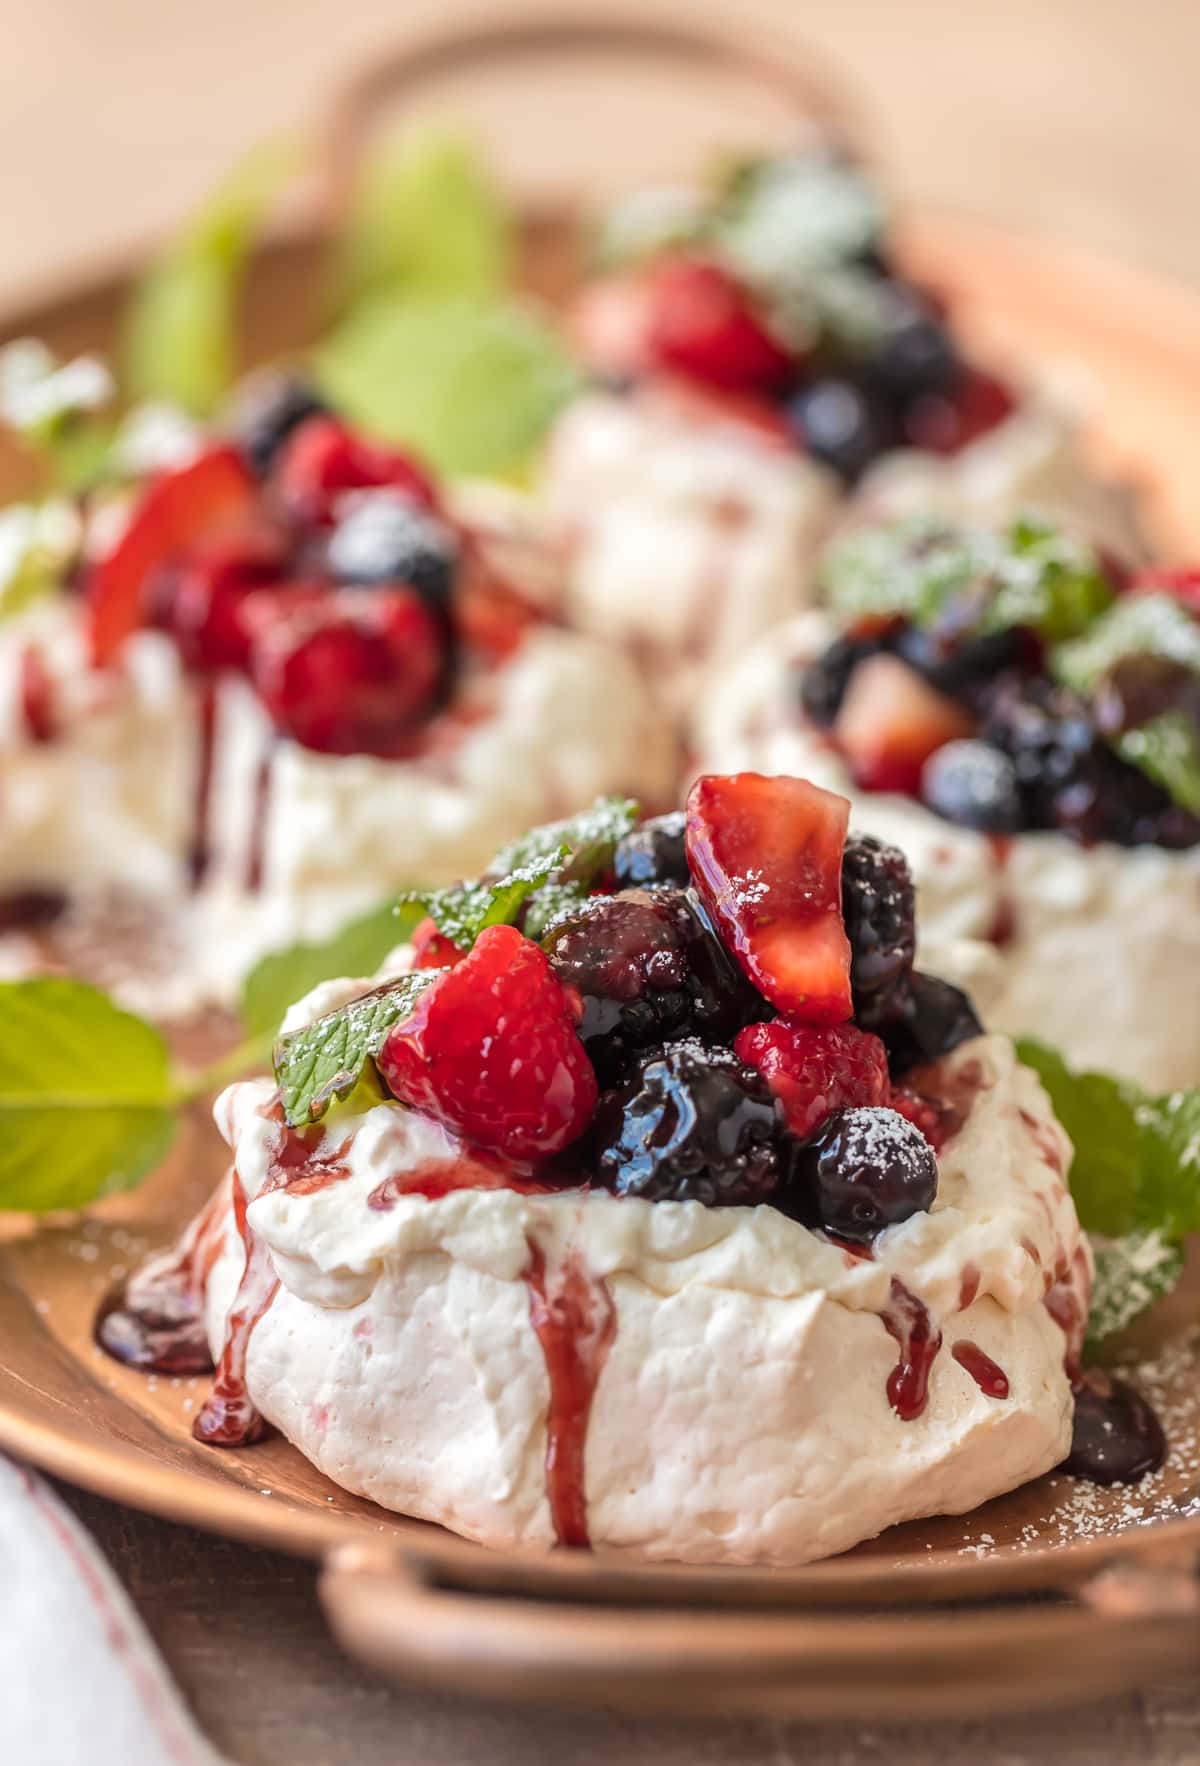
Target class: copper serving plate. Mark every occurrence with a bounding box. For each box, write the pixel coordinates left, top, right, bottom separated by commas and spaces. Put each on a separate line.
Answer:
3, 1, 1200, 1721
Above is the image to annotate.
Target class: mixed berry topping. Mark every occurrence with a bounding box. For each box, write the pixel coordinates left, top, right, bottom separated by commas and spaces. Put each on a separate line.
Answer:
799, 515, 1200, 850
589, 1038, 785, 1206
775, 1105, 939, 1244
580, 147, 1016, 479
277, 775, 980, 1246
84, 399, 526, 759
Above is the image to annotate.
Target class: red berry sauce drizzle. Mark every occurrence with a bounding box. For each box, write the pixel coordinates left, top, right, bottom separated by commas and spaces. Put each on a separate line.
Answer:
95, 1175, 232, 1376
191, 1168, 280, 1446
524, 1238, 617, 1549
952, 1341, 1010, 1400
188, 679, 219, 886
985, 834, 1018, 949
880, 1277, 943, 1422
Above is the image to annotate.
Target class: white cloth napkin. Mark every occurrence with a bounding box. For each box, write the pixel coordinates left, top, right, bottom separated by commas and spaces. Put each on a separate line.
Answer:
0, 1455, 226, 1766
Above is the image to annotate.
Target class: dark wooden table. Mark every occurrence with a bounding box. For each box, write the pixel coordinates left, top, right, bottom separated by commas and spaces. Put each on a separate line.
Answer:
58, 1482, 1200, 1766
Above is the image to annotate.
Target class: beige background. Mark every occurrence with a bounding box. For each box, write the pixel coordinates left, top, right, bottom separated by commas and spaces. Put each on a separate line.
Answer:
8, 2, 1200, 1760
2, 0, 1200, 311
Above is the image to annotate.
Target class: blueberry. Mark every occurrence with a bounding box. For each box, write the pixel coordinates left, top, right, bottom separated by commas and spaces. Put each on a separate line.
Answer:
230, 371, 328, 477
328, 490, 459, 618
920, 739, 1024, 833
543, 887, 759, 1085
612, 811, 690, 889
775, 1105, 938, 1243
798, 631, 894, 727
841, 833, 916, 1027
590, 1039, 785, 1205
869, 284, 960, 404
787, 378, 896, 482
881, 972, 983, 1077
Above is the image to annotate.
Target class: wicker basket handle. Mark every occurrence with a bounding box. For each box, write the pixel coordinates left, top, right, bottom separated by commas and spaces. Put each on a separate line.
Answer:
319, 0, 869, 212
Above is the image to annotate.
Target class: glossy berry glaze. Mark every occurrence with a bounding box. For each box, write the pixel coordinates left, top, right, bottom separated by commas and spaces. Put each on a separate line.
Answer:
99, 775, 1166, 1538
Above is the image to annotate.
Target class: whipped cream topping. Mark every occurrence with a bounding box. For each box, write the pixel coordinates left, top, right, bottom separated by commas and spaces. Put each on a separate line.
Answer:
538, 392, 837, 706
201, 1032, 1089, 1564
0, 601, 195, 899
0, 588, 674, 1012
695, 611, 1200, 1091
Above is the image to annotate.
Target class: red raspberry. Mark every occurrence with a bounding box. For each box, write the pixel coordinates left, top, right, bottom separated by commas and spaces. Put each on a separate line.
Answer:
647, 258, 793, 394
147, 527, 289, 673
733, 1019, 890, 1141
889, 1086, 953, 1153
273, 416, 437, 528
410, 916, 465, 970
248, 584, 444, 756
377, 924, 599, 1161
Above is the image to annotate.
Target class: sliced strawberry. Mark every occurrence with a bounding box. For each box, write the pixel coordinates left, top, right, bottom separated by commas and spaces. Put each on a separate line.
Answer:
835, 654, 974, 795
87, 446, 255, 666
272, 416, 437, 528
377, 923, 598, 1161
646, 257, 794, 394
734, 1019, 890, 1140
685, 772, 853, 1024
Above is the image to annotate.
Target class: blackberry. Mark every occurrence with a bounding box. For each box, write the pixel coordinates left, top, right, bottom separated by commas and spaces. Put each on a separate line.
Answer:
230, 371, 328, 477
920, 739, 1024, 833
590, 1039, 785, 1205
892, 623, 1031, 707
787, 378, 897, 483
798, 630, 894, 727
774, 1105, 938, 1243
543, 887, 759, 1085
882, 972, 983, 1077
328, 490, 459, 620
983, 677, 1186, 846
840, 834, 916, 1028
612, 811, 690, 889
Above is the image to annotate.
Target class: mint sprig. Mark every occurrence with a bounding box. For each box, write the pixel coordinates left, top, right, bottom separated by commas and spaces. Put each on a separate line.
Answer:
400, 849, 566, 954
489, 796, 639, 884
273, 971, 436, 1128
241, 898, 425, 1040
819, 515, 1115, 643
1017, 1038, 1200, 1343
0, 979, 213, 1212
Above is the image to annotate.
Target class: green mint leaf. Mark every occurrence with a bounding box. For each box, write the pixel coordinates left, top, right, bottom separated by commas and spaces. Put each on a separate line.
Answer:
336, 128, 510, 311
1134, 1089, 1200, 1240
819, 516, 1114, 642
274, 970, 437, 1127
1054, 592, 1200, 694
0, 340, 116, 493
0, 501, 81, 621
489, 796, 640, 887
0, 979, 176, 1211
124, 137, 297, 415
715, 153, 886, 286
1117, 710, 1200, 815
1016, 1037, 1200, 1342
522, 880, 591, 944
1087, 1232, 1185, 1351
400, 849, 566, 953
241, 898, 426, 1040
314, 293, 581, 479
1015, 1039, 1144, 1237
